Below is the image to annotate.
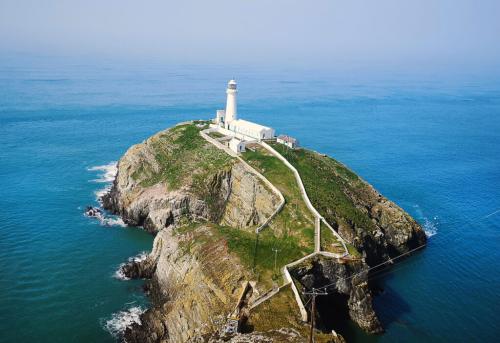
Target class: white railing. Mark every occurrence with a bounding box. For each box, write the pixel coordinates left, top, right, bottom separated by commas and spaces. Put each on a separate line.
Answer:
202, 127, 350, 320
260, 141, 348, 255
200, 128, 285, 233
283, 263, 310, 321
260, 141, 321, 219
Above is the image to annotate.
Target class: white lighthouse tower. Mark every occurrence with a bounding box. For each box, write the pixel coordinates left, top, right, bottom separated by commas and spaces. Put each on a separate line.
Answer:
224, 79, 238, 128
213, 79, 275, 143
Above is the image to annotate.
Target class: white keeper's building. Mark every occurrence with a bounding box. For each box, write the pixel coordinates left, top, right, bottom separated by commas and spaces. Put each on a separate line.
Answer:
214, 80, 275, 141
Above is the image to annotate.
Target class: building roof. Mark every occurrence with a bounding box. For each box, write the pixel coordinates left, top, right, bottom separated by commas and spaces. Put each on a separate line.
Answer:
277, 135, 297, 143
229, 137, 243, 144
230, 119, 273, 132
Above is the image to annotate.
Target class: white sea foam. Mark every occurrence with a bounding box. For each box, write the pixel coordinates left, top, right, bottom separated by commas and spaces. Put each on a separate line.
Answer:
113, 263, 130, 280
104, 306, 145, 338
103, 216, 127, 227
85, 161, 128, 227
413, 204, 438, 238
84, 209, 127, 228
113, 252, 149, 280
88, 161, 117, 183
94, 185, 111, 203
423, 216, 438, 238
129, 251, 149, 263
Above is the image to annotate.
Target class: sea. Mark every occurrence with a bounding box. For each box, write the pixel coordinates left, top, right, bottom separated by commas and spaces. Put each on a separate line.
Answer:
0, 57, 499, 342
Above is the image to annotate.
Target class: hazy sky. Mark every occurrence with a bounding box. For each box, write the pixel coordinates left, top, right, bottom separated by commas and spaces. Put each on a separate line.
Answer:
1, 0, 499, 69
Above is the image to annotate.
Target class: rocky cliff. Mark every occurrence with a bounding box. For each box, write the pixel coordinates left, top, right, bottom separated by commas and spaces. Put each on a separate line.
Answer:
269, 143, 427, 266
289, 257, 382, 334
103, 123, 279, 234
103, 122, 426, 342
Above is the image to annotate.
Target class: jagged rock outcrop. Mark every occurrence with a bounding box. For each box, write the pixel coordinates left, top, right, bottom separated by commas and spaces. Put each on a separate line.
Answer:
102, 124, 282, 341
279, 146, 427, 266
124, 225, 253, 342
290, 257, 383, 335
102, 127, 279, 233
120, 256, 157, 280
337, 184, 427, 266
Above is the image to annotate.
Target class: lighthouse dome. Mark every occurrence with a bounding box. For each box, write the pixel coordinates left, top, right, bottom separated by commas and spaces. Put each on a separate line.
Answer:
227, 79, 237, 90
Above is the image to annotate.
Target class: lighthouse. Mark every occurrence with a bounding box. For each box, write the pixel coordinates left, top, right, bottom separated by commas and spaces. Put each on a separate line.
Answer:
225, 79, 238, 128
214, 79, 275, 141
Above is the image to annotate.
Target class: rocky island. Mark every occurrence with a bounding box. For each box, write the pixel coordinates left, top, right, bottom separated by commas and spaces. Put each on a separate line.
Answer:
102, 120, 426, 343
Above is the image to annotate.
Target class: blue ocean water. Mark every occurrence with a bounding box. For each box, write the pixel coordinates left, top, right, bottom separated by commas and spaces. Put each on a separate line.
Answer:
0, 58, 499, 342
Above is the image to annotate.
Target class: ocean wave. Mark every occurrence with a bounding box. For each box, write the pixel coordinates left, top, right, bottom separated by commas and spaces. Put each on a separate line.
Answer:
413, 204, 438, 238
84, 209, 127, 228
104, 217, 127, 227
423, 216, 438, 238
129, 251, 149, 263
85, 161, 127, 228
88, 162, 117, 183
103, 306, 145, 338
113, 264, 130, 280
94, 185, 111, 203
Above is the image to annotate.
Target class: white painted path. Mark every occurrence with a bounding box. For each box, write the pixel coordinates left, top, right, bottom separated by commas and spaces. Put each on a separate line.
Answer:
260, 141, 348, 256
200, 128, 353, 321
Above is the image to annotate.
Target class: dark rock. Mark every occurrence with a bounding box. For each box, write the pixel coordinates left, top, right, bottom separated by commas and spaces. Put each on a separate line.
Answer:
290, 256, 384, 335
120, 255, 156, 280
123, 306, 169, 343
84, 206, 102, 218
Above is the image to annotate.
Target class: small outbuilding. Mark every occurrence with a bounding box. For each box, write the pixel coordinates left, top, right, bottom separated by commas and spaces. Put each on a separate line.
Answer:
228, 119, 275, 141
215, 109, 226, 126
277, 135, 299, 149
228, 138, 246, 153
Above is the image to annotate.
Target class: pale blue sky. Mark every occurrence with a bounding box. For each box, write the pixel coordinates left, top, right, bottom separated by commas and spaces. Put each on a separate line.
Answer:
1, 0, 499, 70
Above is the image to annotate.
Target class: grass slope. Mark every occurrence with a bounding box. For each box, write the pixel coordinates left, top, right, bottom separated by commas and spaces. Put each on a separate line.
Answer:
269, 142, 376, 234
132, 122, 235, 214
248, 284, 334, 342
135, 122, 235, 190
241, 144, 315, 285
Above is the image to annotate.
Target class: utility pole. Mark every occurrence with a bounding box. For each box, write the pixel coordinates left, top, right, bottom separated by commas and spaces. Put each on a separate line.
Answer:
272, 247, 280, 275
303, 287, 328, 343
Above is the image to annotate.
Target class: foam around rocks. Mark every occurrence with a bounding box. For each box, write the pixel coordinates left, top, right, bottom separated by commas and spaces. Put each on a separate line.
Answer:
104, 306, 145, 338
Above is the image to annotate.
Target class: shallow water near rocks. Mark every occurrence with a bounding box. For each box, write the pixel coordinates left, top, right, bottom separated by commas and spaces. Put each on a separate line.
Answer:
0, 58, 499, 342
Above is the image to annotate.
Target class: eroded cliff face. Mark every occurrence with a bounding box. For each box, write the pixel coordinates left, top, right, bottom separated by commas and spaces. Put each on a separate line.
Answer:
338, 182, 426, 266
123, 224, 252, 342
103, 124, 283, 341
290, 257, 383, 334
269, 144, 427, 267
103, 125, 280, 234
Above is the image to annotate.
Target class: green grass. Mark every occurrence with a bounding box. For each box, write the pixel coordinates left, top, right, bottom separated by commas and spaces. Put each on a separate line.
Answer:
242, 146, 315, 239
207, 131, 225, 139
172, 220, 310, 287
320, 221, 343, 254
270, 142, 376, 233
134, 124, 235, 213
247, 283, 334, 342
213, 224, 311, 286
241, 145, 316, 284
346, 243, 362, 258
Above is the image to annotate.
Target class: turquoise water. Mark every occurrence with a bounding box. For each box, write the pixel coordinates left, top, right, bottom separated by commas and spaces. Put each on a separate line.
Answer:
1, 59, 499, 342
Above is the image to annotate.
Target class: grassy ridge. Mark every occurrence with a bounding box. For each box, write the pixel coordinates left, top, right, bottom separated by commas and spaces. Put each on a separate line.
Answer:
241, 145, 315, 284
320, 220, 343, 254
139, 122, 235, 190
247, 283, 333, 342
270, 142, 376, 233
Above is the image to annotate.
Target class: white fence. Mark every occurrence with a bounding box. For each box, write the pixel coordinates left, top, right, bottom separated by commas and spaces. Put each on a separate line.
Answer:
200, 128, 285, 233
